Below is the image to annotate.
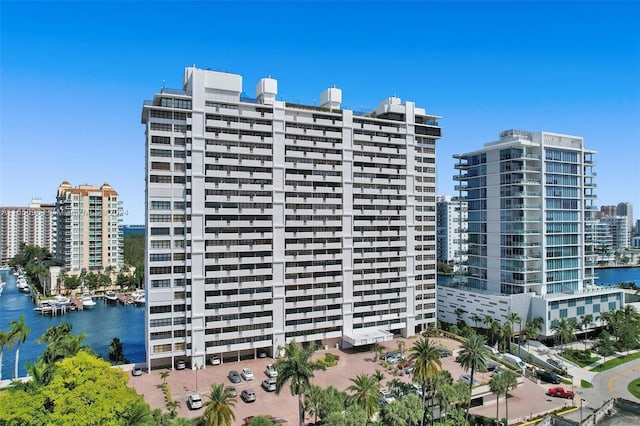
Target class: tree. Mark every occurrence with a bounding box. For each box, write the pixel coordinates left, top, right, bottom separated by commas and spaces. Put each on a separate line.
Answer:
410, 337, 442, 426
324, 404, 367, 426
373, 368, 385, 383
202, 383, 236, 426
506, 312, 522, 352
457, 333, 489, 423
470, 314, 483, 330
248, 416, 274, 426
501, 370, 518, 423
489, 372, 509, 422
552, 318, 576, 353
370, 342, 383, 362
0, 330, 9, 381
316, 385, 347, 422
160, 370, 170, 385
346, 373, 380, 421
0, 351, 151, 425
397, 340, 406, 358
579, 314, 594, 350
274, 340, 325, 426
109, 337, 126, 364
523, 317, 543, 353
303, 384, 323, 426
8, 315, 31, 379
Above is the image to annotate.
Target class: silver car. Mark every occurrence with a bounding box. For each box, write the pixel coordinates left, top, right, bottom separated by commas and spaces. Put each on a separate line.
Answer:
262, 378, 277, 392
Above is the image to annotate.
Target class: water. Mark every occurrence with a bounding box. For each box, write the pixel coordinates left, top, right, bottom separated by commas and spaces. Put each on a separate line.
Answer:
595, 267, 640, 287
0, 269, 145, 380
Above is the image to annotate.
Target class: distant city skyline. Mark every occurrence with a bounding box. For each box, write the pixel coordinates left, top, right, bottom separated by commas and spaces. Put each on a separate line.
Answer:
1, 1, 638, 224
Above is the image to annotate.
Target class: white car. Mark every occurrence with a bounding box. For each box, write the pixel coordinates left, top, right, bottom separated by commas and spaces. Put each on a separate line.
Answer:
379, 388, 396, 404
187, 393, 202, 410
262, 378, 277, 392
241, 367, 254, 381
209, 355, 221, 366
265, 364, 278, 378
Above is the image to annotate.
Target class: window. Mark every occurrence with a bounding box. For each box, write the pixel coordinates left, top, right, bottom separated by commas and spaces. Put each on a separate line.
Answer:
559, 309, 567, 318
151, 201, 171, 210
577, 306, 585, 316
592, 304, 600, 313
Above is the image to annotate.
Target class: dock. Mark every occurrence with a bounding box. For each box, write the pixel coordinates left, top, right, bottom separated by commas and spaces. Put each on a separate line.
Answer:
116, 292, 133, 305
70, 295, 84, 310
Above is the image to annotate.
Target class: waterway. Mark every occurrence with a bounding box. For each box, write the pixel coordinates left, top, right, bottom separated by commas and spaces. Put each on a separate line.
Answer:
1, 266, 639, 380
0, 268, 145, 380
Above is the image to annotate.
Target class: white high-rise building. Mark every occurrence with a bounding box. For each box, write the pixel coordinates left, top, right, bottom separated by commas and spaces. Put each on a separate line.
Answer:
55, 182, 123, 274
436, 195, 468, 271
438, 130, 624, 339
142, 66, 441, 368
0, 198, 56, 264
600, 216, 630, 252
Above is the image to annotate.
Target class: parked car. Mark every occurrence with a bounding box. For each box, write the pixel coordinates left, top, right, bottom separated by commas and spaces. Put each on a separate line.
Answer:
241, 367, 254, 381
187, 393, 202, 410
262, 378, 277, 392
381, 351, 398, 361
547, 386, 574, 399
209, 355, 221, 366
241, 389, 257, 403
484, 344, 500, 356
224, 386, 238, 397
412, 384, 423, 397
131, 366, 143, 376
265, 364, 278, 378
228, 370, 242, 384
387, 354, 403, 364
547, 358, 564, 369
491, 368, 503, 377
257, 349, 268, 358
175, 360, 186, 370
379, 388, 396, 404
436, 347, 453, 358
538, 370, 561, 384
459, 374, 479, 386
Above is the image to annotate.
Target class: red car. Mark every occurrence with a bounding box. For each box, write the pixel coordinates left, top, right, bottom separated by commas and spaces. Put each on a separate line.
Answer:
546, 386, 574, 399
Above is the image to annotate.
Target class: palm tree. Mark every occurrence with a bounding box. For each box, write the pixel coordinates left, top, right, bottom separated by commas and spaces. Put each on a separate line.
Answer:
0, 330, 9, 381
303, 384, 324, 426
469, 314, 482, 330
506, 312, 522, 352
523, 317, 543, 352
160, 370, 170, 385
552, 318, 576, 353
370, 342, 383, 362
397, 340, 406, 359
489, 372, 509, 422
274, 340, 325, 426
346, 373, 380, 421
166, 399, 180, 418
109, 337, 125, 364
579, 314, 594, 350
202, 383, 236, 426
373, 368, 385, 383
410, 337, 442, 426
125, 401, 152, 426
8, 315, 31, 379
457, 333, 489, 423
501, 370, 518, 423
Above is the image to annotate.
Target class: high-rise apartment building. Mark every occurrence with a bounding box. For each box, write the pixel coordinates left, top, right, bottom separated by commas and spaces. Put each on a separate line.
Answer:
142, 66, 441, 368
436, 195, 468, 271
0, 198, 56, 264
55, 182, 123, 274
600, 216, 630, 252
438, 130, 624, 339
616, 202, 634, 236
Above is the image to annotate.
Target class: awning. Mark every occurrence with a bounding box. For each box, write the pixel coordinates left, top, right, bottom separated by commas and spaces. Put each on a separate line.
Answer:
342, 328, 394, 347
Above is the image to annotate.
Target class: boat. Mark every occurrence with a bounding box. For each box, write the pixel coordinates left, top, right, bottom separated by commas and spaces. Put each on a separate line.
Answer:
53, 295, 71, 306
17, 276, 30, 293
81, 293, 96, 309
105, 290, 118, 304
132, 290, 145, 306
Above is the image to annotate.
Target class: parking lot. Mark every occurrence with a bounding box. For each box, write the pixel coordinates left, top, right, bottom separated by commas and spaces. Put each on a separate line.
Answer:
128, 336, 568, 425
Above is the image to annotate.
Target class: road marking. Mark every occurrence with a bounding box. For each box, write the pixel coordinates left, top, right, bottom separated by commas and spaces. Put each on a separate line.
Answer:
607, 365, 638, 396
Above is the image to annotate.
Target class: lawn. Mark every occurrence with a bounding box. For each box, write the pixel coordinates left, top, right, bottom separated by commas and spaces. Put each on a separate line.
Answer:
629, 378, 640, 400
590, 352, 640, 372
562, 349, 600, 367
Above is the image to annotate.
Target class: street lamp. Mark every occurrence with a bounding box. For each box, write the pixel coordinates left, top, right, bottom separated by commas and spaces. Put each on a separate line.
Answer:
579, 397, 585, 425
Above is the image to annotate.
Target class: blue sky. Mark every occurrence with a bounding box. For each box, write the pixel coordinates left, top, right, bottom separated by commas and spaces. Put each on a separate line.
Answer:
1, 1, 639, 224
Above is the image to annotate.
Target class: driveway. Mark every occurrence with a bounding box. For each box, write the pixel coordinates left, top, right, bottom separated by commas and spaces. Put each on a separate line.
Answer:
127, 336, 578, 425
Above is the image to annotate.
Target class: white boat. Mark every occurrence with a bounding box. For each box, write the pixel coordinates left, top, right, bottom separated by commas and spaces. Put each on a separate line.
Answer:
132, 290, 145, 306
81, 293, 96, 309
17, 276, 30, 293
105, 290, 118, 303
53, 295, 71, 306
